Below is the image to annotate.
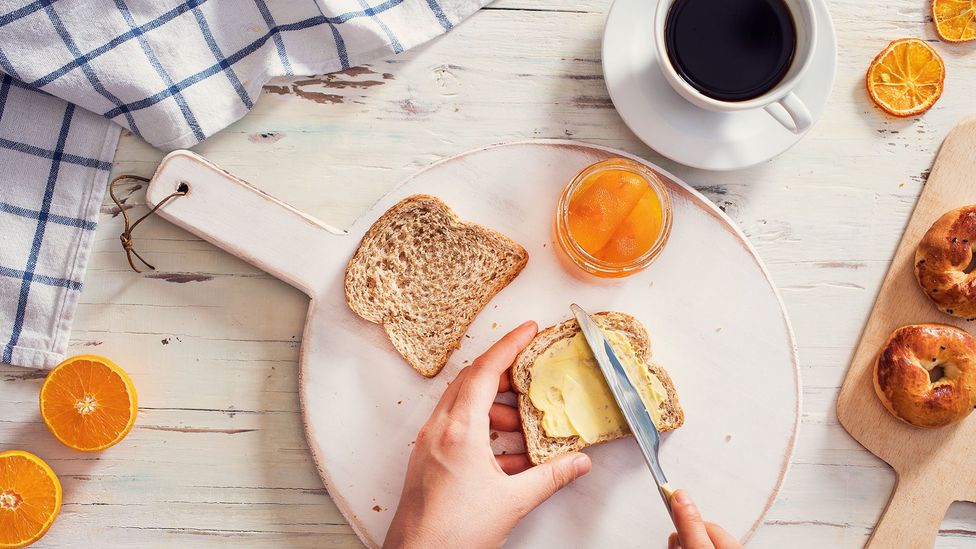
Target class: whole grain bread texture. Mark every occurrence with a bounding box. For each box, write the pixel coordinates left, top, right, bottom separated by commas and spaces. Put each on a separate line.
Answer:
511, 312, 684, 464
344, 194, 528, 377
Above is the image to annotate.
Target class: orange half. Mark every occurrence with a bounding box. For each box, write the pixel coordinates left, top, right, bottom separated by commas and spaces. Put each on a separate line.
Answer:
866, 38, 945, 117
933, 0, 976, 42
0, 450, 62, 548
40, 355, 138, 452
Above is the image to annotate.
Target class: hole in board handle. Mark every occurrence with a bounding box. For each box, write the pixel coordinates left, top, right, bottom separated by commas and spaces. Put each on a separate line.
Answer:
177, 181, 190, 194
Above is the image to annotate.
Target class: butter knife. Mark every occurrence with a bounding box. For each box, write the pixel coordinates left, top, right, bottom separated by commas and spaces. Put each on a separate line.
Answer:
570, 304, 676, 521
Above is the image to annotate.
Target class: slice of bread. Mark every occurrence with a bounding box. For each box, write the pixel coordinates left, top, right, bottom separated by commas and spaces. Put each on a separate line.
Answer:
344, 194, 528, 377
511, 312, 684, 464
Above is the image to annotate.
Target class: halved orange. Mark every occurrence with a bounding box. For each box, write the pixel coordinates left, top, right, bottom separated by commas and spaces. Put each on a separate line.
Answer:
0, 450, 62, 548
40, 355, 138, 452
866, 38, 945, 117
933, 0, 976, 42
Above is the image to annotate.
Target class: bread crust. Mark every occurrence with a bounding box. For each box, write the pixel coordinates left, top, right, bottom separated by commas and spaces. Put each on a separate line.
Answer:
344, 195, 528, 377
915, 205, 976, 318
511, 312, 684, 464
874, 323, 976, 428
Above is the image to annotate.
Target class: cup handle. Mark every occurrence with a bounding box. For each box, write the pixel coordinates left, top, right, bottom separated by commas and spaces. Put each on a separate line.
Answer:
764, 92, 812, 134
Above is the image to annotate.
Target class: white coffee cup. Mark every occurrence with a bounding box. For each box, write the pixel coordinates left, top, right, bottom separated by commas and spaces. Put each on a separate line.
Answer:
653, 0, 818, 134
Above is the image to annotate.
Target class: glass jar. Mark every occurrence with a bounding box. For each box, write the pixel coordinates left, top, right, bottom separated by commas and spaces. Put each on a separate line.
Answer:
554, 158, 673, 278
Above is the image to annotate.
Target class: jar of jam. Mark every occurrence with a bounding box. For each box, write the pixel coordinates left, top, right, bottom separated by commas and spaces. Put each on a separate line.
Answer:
554, 158, 673, 278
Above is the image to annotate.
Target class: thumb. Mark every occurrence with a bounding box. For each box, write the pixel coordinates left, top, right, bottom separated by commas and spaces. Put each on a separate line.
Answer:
514, 452, 591, 511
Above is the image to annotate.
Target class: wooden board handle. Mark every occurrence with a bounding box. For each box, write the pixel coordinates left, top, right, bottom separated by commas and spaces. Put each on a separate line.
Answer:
146, 151, 345, 297
868, 474, 953, 549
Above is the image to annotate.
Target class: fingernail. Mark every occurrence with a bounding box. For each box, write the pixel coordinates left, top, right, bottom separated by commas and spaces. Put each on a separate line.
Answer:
572, 454, 591, 476
671, 490, 690, 505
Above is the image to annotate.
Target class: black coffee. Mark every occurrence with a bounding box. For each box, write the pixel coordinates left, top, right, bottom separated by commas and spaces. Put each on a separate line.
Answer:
664, 0, 796, 102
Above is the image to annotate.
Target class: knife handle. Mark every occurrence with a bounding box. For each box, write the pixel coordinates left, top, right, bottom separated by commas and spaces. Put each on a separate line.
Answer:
659, 482, 676, 519
661, 482, 675, 502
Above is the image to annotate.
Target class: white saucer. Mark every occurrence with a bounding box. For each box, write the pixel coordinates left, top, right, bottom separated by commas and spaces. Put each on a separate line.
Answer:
602, 0, 837, 171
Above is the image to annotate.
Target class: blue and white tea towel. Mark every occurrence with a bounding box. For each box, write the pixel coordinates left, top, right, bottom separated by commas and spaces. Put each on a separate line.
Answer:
0, 0, 488, 368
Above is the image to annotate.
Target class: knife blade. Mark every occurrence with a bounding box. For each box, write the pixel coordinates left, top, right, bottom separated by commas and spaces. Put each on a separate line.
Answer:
569, 304, 676, 521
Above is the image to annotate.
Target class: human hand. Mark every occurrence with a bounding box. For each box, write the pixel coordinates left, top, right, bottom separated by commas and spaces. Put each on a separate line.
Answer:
668, 490, 742, 549
384, 321, 593, 549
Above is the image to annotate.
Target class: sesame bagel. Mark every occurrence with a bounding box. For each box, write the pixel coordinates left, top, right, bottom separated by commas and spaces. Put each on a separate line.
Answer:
874, 324, 976, 428
915, 205, 976, 319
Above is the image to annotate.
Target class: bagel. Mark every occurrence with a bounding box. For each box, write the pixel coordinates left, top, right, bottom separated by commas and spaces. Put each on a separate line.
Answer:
874, 324, 976, 428
915, 205, 976, 319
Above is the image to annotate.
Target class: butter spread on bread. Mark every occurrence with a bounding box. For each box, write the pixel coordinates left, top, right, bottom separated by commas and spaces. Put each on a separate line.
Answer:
512, 312, 683, 464
528, 330, 668, 443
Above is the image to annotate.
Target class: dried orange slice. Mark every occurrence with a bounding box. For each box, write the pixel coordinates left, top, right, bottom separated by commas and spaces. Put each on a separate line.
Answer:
866, 38, 945, 117
0, 450, 62, 548
933, 0, 976, 42
40, 355, 138, 452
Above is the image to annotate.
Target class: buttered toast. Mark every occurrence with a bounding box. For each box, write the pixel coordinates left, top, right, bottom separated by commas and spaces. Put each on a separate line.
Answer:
511, 312, 684, 464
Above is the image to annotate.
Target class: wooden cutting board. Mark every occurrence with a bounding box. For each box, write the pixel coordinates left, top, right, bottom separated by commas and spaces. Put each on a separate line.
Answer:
146, 141, 799, 548
837, 117, 976, 548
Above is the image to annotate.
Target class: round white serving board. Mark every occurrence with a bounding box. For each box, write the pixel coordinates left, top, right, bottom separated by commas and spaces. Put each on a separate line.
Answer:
146, 141, 799, 548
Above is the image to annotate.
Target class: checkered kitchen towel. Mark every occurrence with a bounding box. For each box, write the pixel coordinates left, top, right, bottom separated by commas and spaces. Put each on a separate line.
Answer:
0, 0, 488, 368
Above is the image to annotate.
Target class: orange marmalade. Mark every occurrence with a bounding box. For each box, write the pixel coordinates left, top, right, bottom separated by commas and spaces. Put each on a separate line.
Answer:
555, 158, 672, 278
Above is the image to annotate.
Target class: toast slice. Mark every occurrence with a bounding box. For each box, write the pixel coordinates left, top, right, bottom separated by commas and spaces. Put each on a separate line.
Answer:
344, 195, 528, 377
511, 312, 684, 464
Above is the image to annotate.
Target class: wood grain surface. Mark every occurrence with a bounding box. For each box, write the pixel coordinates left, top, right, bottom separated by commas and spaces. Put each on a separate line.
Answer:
838, 118, 976, 548
3, 0, 976, 546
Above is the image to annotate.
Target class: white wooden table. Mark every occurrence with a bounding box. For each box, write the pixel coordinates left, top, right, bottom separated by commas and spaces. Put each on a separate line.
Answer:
3, 0, 976, 546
